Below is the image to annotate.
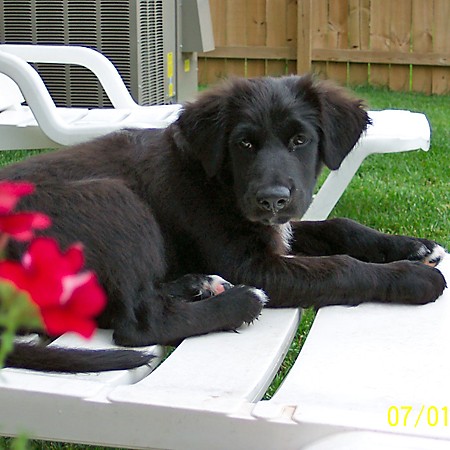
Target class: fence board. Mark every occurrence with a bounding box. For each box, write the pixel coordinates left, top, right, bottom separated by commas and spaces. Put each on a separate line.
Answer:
432, 0, 450, 94
328, 0, 349, 85
287, 0, 299, 74
389, 0, 412, 91
199, 0, 227, 85
311, 0, 329, 77
287, 0, 298, 50
369, 0, 391, 87
266, 0, 288, 76
246, 0, 266, 77
224, 0, 247, 77
297, 0, 312, 73
348, 0, 370, 85
411, 0, 433, 94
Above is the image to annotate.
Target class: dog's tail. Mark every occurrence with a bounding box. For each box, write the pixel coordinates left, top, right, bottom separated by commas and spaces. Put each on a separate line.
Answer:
4, 341, 154, 373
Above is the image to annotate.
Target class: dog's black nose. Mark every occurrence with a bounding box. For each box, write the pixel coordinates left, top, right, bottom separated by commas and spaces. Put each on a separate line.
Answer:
256, 186, 291, 213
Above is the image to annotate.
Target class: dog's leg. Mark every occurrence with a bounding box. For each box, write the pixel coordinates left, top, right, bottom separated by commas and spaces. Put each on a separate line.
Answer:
112, 284, 267, 347
231, 252, 447, 309
291, 218, 446, 266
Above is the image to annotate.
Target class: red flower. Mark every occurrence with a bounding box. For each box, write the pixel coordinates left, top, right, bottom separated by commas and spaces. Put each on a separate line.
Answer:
0, 181, 51, 242
0, 181, 35, 214
0, 237, 106, 338
0, 212, 51, 241
42, 273, 106, 337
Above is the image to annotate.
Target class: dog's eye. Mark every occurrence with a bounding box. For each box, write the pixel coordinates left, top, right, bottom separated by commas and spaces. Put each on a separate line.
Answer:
290, 134, 309, 150
239, 139, 254, 150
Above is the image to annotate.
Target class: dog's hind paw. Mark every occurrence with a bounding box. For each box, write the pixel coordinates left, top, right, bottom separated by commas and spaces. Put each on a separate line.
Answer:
248, 287, 269, 306
244, 288, 269, 325
230, 285, 268, 325
212, 285, 268, 330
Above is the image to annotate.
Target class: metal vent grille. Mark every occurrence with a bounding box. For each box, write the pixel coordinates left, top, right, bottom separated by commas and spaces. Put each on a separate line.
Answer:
0, 0, 168, 107
139, 0, 165, 105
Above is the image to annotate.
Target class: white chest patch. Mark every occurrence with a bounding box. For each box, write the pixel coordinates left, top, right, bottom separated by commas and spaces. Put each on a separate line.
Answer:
279, 223, 293, 253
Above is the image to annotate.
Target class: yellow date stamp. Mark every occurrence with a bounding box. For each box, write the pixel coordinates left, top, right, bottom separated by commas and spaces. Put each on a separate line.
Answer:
388, 405, 449, 427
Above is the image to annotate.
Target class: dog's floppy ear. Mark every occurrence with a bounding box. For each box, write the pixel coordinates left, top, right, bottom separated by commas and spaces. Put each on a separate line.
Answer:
295, 75, 371, 170
172, 86, 229, 178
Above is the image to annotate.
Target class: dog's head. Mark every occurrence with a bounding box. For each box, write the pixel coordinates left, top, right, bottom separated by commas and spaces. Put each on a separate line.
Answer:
173, 75, 370, 225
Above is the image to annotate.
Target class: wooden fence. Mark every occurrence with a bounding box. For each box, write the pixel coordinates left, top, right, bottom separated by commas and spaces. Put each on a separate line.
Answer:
199, 0, 450, 94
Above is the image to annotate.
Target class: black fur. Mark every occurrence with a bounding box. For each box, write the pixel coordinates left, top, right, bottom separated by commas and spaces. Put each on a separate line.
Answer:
1, 75, 446, 372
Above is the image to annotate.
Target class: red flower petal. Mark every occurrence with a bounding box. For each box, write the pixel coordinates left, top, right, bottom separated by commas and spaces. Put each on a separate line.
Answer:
0, 181, 35, 214
23, 238, 60, 270
0, 212, 51, 241
63, 244, 85, 273
65, 273, 106, 316
1, 235, 106, 339
0, 260, 29, 290
26, 238, 83, 278
40, 309, 97, 338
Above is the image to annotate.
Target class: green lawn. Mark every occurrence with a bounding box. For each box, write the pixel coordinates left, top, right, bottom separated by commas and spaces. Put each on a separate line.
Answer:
1, 85, 449, 449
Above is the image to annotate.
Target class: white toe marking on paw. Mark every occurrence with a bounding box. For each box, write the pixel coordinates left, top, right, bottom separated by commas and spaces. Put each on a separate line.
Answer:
207, 275, 230, 285
417, 245, 430, 258
424, 245, 447, 265
205, 275, 234, 295
249, 288, 269, 305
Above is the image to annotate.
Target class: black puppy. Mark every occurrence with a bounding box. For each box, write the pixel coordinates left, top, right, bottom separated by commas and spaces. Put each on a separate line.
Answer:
2, 75, 446, 372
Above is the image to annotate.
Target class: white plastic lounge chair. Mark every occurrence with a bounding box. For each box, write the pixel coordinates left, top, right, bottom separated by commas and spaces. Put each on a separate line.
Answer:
1, 44, 446, 449
0, 44, 431, 221
0, 44, 182, 149
0, 256, 449, 449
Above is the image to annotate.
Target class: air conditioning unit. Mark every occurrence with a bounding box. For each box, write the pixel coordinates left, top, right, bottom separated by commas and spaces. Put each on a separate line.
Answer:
0, 0, 214, 107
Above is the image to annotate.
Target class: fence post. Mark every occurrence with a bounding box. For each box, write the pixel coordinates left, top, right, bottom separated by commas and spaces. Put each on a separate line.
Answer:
297, 0, 312, 74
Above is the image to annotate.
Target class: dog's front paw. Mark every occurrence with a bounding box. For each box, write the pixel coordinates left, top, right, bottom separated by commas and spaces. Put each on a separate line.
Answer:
384, 235, 446, 267
384, 260, 447, 305
409, 240, 446, 267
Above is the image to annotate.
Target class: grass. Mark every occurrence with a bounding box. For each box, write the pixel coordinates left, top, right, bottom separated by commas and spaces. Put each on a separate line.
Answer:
1, 85, 449, 449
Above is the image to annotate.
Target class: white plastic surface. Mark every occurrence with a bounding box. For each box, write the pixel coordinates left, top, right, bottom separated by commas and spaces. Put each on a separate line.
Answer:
0, 309, 301, 448
272, 254, 450, 443
0, 73, 24, 111
109, 308, 301, 408
302, 431, 450, 450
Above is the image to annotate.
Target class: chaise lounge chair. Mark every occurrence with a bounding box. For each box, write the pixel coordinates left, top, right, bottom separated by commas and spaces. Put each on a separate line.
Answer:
1, 44, 448, 449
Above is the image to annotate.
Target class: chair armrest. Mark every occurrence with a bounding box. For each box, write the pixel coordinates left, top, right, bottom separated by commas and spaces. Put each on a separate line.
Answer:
0, 49, 68, 136
0, 44, 138, 109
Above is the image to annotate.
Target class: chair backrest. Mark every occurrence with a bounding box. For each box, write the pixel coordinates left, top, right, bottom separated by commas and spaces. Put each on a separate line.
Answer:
0, 73, 25, 111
